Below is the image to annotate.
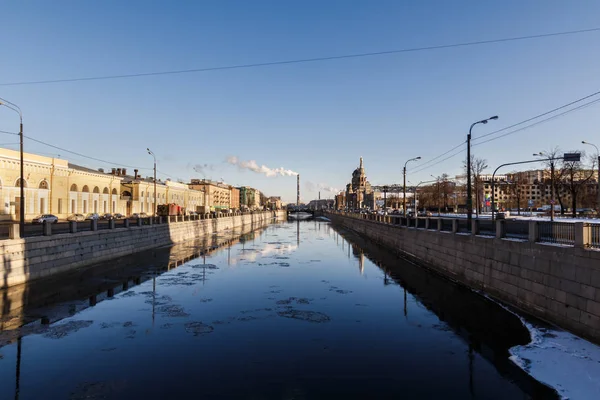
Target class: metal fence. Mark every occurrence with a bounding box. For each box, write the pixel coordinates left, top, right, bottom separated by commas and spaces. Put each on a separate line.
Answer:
505, 220, 529, 240
478, 220, 495, 236
538, 221, 575, 246
417, 218, 427, 229
457, 219, 470, 233
591, 224, 600, 249
441, 219, 453, 232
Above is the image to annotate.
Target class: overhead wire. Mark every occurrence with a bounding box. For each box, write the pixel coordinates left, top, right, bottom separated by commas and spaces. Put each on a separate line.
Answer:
472, 89, 600, 142
473, 97, 600, 147
1, 27, 599, 86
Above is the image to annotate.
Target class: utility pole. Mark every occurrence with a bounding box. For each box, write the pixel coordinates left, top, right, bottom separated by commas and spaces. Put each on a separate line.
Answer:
147, 148, 157, 218
0, 98, 24, 237
467, 116, 498, 226
403, 156, 421, 214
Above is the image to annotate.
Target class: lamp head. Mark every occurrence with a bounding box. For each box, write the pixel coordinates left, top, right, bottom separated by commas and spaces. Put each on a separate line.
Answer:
416, 156, 422, 160
489, 115, 499, 120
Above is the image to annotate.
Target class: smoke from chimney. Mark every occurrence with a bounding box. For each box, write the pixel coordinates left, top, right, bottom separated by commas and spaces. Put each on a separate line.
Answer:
226, 156, 298, 177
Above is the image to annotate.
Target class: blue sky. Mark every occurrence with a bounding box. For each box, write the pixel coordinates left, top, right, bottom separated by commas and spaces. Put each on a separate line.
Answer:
1, 1, 600, 203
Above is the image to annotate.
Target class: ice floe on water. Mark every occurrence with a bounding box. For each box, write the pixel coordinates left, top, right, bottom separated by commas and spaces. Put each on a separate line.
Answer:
510, 320, 600, 400
480, 292, 600, 399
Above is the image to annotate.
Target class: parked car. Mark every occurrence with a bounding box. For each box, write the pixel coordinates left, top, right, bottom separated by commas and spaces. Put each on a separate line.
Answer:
67, 213, 85, 222
32, 214, 58, 224
101, 213, 113, 220
188, 211, 198, 216
131, 212, 149, 219
85, 213, 100, 220
418, 211, 433, 217
113, 213, 125, 219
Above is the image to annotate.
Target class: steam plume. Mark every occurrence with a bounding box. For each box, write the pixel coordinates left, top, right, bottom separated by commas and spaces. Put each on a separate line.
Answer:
226, 156, 298, 177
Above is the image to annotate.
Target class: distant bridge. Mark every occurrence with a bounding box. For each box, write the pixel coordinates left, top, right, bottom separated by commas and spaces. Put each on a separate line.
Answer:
371, 184, 416, 194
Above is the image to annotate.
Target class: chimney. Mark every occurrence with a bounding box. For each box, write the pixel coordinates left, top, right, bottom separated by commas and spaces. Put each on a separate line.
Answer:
122, 168, 127, 176
297, 174, 300, 207
116, 168, 122, 176
98, 168, 104, 173
134, 169, 138, 179
111, 168, 116, 175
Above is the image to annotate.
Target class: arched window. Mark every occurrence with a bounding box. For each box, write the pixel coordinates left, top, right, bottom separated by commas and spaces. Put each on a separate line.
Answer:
93, 186, 100, 193
141, 191, 144, 197
70, 184, 78, 192
82, 185, 89, 192
112, 188, 117, 195
15, 178, 27, 188
103, 187, 109, 194
39, 180, 49, 189
121, 190, 132, 197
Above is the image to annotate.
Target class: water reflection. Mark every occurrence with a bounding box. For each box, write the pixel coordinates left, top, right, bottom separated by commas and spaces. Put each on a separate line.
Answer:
0, 220, 559, 399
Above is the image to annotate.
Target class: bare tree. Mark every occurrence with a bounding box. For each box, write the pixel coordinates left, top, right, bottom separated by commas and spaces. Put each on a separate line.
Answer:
556, 150, 597, 217
505, 171, 526, 215
464, 156, 488, 216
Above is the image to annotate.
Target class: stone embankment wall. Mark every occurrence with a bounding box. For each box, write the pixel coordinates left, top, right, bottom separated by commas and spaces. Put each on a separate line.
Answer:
0, 211, 285, 288
328, 213, 600, 343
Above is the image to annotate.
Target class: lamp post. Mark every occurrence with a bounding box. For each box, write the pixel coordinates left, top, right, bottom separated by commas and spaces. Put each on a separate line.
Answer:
403, 156, 421, 214
582, 140, 600, 213
147, 148, 157, 218
0, 98, 24, 237
534, 152, 556, 221
467, 116, 498, 226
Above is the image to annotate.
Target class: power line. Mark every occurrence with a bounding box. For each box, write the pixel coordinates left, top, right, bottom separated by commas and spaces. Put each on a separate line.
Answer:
408, 140, 466, 172
2, 27, 600, 86
409, 145, 467, 175
473, 97, 600, 147
472, 89, 600, 142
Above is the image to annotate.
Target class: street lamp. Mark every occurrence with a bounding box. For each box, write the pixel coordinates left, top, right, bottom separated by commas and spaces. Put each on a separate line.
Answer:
533, 152, 556, 222
0, 98, 24, 237
147, 148, 157, 218
582, 140, 600, 213
467, 115, 498, 225
403, 156, 421, 214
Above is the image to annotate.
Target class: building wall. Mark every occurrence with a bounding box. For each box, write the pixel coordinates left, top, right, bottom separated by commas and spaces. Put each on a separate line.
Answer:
230, 187, 240, 209
329, 213, 600, 343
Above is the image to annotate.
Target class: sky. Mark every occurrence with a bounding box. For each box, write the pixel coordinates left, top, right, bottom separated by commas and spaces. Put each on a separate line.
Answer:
1, 0, 600, 203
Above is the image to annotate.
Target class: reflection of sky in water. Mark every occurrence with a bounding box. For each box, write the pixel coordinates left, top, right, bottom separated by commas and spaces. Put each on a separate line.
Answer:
228, 242, 298, 265
0, 220, 547, 400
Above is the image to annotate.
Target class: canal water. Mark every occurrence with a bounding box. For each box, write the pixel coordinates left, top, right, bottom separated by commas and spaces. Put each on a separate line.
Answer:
0, 220, 557, 399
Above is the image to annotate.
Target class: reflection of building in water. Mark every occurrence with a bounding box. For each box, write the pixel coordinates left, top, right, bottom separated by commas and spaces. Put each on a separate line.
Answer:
351, 243, 365, 274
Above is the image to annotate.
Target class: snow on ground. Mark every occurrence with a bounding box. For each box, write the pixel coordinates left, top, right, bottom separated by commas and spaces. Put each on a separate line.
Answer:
479, 291, 600, 400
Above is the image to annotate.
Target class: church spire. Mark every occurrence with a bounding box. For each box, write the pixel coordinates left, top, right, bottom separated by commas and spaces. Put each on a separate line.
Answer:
359, 157, 363, 169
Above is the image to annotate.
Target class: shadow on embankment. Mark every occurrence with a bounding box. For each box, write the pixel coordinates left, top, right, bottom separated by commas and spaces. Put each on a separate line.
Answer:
333, 225, 559, 400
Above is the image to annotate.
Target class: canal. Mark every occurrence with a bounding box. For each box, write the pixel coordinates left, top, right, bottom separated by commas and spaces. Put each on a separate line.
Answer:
0, 220, 557, 399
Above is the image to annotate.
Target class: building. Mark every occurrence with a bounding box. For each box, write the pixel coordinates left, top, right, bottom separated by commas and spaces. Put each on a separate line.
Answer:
345, 157, 375, 210
0, 147, 125, 221
307, 199, 333, 210
188, 179, 231, 212
239, 186, 260, 210
230, 187, 240, 210
267, 196, 282, 210
334, 192, 346, 210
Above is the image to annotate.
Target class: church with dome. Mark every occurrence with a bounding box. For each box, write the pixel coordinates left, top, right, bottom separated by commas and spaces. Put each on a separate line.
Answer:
345, 157, 375, 210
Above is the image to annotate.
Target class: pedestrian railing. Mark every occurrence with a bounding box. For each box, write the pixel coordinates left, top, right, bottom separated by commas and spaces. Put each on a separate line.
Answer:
0, 211, 280, 240
538, 221, 575, 246
478, 220, 495, 236
327, 211, 599, 250
590, 224, 600, 249
505, 220, 529, 240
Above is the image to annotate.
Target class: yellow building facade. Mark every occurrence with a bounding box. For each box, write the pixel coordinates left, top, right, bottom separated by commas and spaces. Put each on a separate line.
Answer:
0, 147, 206, 221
